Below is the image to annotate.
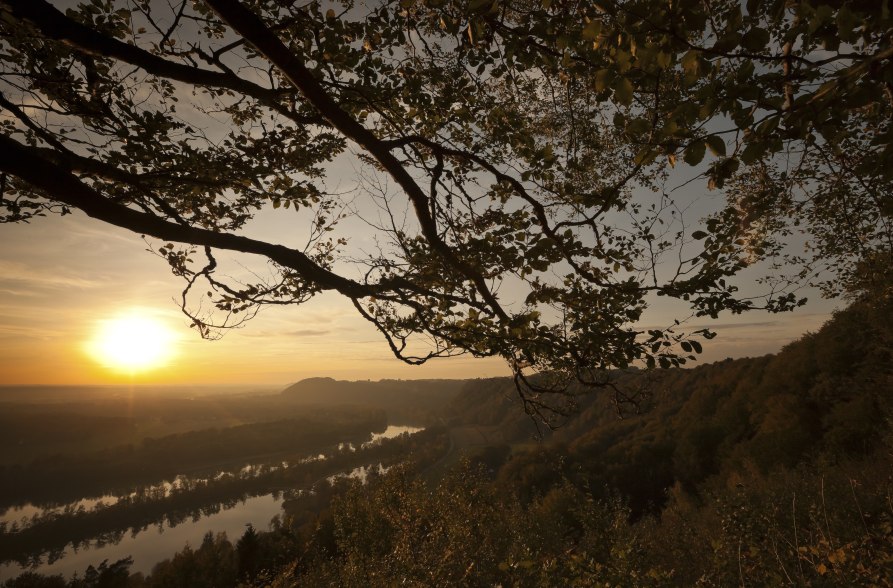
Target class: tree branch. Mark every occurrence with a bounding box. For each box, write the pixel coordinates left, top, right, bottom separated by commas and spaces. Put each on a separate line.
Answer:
0, 0, 322, 127
203, 0, 511, 323
0, 134, 371, 298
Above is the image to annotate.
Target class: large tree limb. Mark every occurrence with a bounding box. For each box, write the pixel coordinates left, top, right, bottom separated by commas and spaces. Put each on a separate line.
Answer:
0, 133, 371, 297
0, 134, 496, 313
203, 0, 511, 323
0, 0, 321, 126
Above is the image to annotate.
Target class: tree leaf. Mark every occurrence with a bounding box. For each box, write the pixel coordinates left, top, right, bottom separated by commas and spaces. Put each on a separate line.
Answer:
581, 19, 602, 41
684, 140, 706, 166
634, 147, 657, 166
706, 135, 726, 157
614, 77, 634, 106
626, 117, 650, 137
741, 27, 770, 51
740, 141, 764, 165
593, 69, 612, 92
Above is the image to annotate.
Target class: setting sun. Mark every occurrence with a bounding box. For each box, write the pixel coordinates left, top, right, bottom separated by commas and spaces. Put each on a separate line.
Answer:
87, 312, 177, 373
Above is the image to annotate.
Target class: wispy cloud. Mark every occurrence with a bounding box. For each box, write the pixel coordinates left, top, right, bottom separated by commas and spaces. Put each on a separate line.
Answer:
0, 260, 104, 290
640, 312, 832, 334
686, 320, 780, 331
284, 329, 331, 337
242, 328, 331, 338
0, 323, 68, 339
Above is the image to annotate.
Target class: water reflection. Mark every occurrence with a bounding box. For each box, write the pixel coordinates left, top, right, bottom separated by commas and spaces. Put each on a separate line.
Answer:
0, 494, 282, 579
363, 425, 424, 448
327, 463, 390, 485
0, 460, 309, 533
1, 497, 120, 530
0, 424, 425, 581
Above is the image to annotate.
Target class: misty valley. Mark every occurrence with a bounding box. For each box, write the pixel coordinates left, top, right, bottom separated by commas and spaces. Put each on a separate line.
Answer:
0, 381, 444, 580
1, 299, 892, 586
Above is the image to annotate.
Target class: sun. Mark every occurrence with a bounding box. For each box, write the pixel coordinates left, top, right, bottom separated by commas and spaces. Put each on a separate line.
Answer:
87, 312, 177, 373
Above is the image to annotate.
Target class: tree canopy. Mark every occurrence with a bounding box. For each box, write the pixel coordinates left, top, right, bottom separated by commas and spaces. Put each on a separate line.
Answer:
1, 0, 890, 419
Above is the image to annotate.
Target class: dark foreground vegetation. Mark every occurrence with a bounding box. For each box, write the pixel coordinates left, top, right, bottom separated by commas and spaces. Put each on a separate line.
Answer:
4, 294, 891, 586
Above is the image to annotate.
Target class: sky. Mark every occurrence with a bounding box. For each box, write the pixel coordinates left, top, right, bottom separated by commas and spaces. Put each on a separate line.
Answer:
0, 204, 838, 387
0, 210, 510, 386
0, 0, 843, 388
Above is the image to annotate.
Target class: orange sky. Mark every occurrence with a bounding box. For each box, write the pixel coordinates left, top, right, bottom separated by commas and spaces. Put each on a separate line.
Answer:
0, 212, 513, 385
0, 207, 838, 387
0, 1, 844, 388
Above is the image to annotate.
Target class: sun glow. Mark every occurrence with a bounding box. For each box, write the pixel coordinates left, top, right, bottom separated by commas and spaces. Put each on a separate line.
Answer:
87, 312, 177, 373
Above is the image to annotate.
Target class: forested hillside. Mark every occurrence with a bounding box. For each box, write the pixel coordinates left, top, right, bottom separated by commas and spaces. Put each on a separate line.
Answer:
281, 378, 464, 422
448, 295, 890, 514
280, 297, 893, 586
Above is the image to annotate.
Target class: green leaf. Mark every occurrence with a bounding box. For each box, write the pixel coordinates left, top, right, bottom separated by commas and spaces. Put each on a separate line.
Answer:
741, 27, 770, 51
681, 50, 701, 85
541, 144, 555, 163
736, 60, 755, 81
809, 5, 833, 34
614, 77, 634, 106
636, 46, 656, 68
683, 140, 706, 166
593, 69, 612, 92
691, 230, 708, 240
712, 32, 741, 53
755, 116, 780, 136
691, 340, 703, 354
681, 341, 693, 352
740, 141, 765, 164
836, 7, 857, 42
634, 147, 657, 166
581, 19, 602, 41
706, 135, 726, 157
614, 49, 632, 73
681, 50, 699, 75
626, 117, 650, 138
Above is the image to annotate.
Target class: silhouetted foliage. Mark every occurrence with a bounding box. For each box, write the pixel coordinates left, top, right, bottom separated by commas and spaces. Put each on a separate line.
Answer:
2, 0, 890, 419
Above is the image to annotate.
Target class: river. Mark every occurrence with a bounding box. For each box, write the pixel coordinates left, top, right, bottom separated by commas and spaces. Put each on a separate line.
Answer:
0, 425, 423, 580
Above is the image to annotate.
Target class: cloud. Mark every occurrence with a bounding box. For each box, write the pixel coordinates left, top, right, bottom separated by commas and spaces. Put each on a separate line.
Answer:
242, 328, 331, 338
0, 323, 67, 339
284, 329, 331, 337
686, 320, 780, 331
641, 312, 833, 334
0, 260, 104, 290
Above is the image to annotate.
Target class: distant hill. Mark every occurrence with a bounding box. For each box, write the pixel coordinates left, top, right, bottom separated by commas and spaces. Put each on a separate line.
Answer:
280, 377, 467, 421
